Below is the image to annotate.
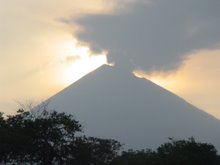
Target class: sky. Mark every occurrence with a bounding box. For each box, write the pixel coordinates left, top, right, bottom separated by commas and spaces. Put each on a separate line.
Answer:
1, 0, 220, 119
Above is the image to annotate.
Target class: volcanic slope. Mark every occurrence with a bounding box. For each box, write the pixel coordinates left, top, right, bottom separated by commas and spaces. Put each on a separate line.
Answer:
46, 65, 220, 151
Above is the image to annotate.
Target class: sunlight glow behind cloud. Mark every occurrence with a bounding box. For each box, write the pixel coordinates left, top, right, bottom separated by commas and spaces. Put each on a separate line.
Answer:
54, 40, 107, 86
0, 0, 112, 114
135, 48, 220, 119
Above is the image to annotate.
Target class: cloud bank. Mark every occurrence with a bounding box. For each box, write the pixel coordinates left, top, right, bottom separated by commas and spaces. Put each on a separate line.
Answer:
74, 0, 220, 71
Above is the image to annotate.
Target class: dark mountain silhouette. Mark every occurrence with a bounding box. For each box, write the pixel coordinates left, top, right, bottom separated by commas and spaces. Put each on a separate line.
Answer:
46, 65, 220, 151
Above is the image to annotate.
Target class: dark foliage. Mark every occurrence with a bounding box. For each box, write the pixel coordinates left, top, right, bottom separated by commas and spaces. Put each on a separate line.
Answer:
110, 149, 158, 165
68, 136, 121, 165
1, 108, 220, 165
111, 137, 220, 165
0, 109, 121, 164
156, 137, 219, 165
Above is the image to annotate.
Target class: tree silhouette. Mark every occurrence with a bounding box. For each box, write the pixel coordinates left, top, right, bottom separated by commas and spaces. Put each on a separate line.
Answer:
111, 138, 220, 165
156, 137, 219, 165
1, 107, 220, 164
0, 108, 121, 164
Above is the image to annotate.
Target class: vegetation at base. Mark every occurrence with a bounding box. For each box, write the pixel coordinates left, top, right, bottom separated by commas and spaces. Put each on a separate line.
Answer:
0, 107, 220, 164
0, 108, 120, 164
112, 137, 220, 165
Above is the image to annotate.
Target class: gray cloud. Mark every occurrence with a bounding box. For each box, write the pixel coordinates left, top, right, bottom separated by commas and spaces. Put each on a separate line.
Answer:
73, 0, 220, 71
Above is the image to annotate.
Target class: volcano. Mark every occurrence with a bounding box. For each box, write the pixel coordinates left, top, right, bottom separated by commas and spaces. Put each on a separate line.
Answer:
46, 65, 220, 151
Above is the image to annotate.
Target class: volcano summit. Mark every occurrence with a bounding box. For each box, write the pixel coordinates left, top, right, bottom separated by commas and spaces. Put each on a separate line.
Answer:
46, 65, 220, 151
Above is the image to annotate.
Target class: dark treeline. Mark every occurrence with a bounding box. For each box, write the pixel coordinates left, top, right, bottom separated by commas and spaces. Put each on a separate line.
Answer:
0, 108, 220, 165
111, 137, 220, 165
